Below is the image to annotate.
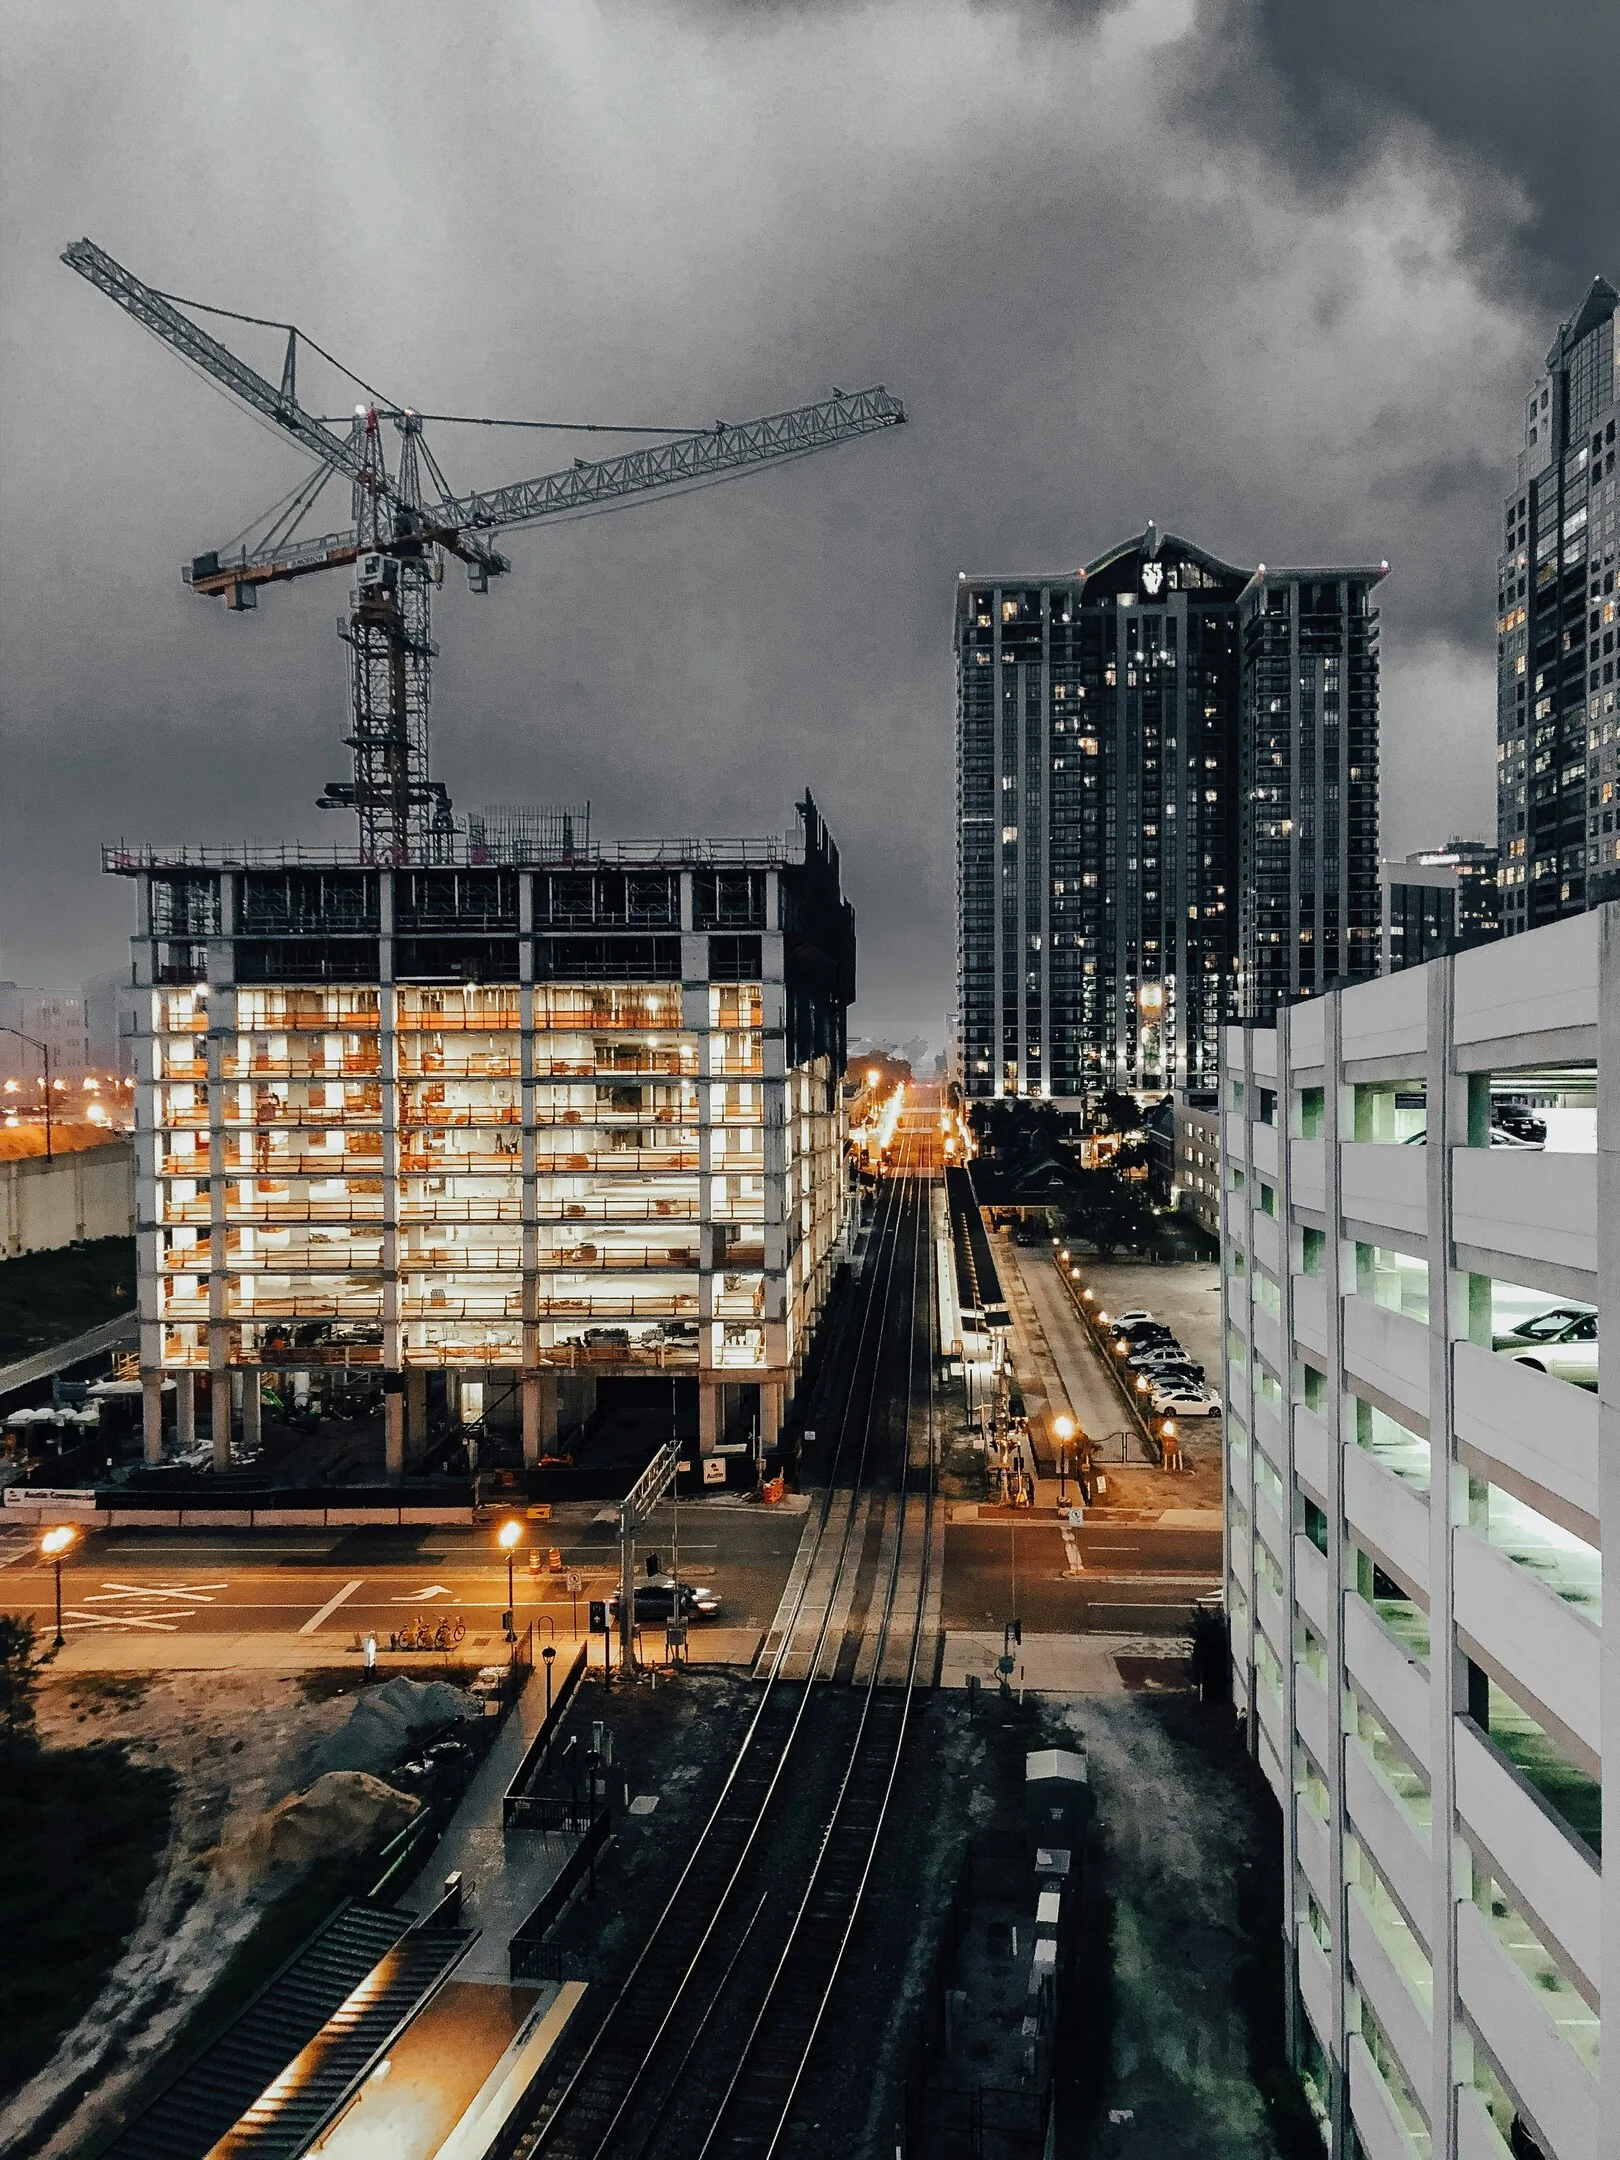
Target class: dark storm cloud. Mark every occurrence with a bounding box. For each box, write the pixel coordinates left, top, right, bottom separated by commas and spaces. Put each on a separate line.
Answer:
0, 0, 1607, 1046
1223, 0, 1619, 301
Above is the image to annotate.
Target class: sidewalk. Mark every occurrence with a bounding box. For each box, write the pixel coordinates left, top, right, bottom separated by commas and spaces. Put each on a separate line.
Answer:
942, 1628, 1186, 1695
398, 1667, 579, 1980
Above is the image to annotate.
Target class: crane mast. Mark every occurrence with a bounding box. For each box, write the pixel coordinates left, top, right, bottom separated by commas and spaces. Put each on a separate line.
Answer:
61, 237, 905, 863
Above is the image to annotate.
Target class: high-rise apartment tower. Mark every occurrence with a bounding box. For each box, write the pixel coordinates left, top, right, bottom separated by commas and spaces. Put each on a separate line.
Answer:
954, 528, 1385, 1102
1496, 276, 1620, 927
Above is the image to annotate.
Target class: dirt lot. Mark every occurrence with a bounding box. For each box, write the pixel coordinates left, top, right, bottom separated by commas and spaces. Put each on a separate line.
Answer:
1, 1666, 451, 2160
1061, 1689, 1321, 2159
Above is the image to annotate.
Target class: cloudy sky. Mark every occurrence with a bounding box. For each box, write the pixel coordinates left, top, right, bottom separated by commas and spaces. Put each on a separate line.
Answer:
1, 0, 1613, 1044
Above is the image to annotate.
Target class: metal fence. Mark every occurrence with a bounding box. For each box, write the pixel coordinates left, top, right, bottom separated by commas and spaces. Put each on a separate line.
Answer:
508, 1808, 611, 1984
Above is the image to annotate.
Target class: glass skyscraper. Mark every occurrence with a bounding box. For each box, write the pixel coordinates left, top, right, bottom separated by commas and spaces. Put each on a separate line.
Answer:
1496, 275, 1620, 928
954, 527, 1385, 1103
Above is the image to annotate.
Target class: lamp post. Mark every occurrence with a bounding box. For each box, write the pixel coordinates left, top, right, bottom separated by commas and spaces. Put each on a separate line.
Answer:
498, 1518, 522, 1642
41, 1525, 76, 1649
2, 1027, 53, 1161
1053, 1414, 1074, 1504
541, 1641, 557, 1769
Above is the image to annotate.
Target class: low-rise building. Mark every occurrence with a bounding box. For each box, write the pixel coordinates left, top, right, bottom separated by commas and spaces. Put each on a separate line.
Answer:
1222, 906, 1615, 2160
108, 798, 854, 1477
1381, 840, 1501, 975
1169, 1092, 1220, 1237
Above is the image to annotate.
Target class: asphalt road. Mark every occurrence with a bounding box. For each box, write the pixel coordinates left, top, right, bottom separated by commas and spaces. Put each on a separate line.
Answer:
0, 1500, 807, 1644
942, 1516, 1221, 1634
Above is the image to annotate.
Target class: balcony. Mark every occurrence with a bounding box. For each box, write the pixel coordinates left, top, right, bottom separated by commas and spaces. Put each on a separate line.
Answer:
1456, 1899, 1600, 2160
538, 1194, 699, 1222
1293, 1530, 1330, 1637
1289, 1135, 1326, 1213
1452, 1147, 1598, 1280
1343, 1596, 1430, 1773
1453, 1717, 1599, 2000
1343, 1295, 1430, 1422
1345, 1888, 1432, 2125
537, 1245, 701, 1271
1452, 1341, 1598, 1525
533, 1148, 701, 1175
1294, 1660, 1332, 1778
1453, 1528, 1599, 1765
1341, 1142, 1429, 1244
1346, 1447, 1430, 1599
1345, 1740, 1432, 1954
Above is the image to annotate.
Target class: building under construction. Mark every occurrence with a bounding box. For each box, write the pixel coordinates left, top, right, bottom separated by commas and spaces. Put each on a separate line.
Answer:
109, 796, 854, 1481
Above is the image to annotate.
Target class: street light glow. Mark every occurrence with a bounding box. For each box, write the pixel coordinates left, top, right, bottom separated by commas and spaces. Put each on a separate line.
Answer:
41, 1525, 77, 1557
497, 1519, 523, 1550
1053, 1414, 1075, 1441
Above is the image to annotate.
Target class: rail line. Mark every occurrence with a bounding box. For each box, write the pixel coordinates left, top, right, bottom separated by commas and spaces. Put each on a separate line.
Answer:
692, 1113, 938, 2160
502, 1115, 937, 2160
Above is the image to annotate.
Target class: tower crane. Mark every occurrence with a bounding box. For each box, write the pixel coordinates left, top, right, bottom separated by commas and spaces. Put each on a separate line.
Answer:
62, 238, 905, 863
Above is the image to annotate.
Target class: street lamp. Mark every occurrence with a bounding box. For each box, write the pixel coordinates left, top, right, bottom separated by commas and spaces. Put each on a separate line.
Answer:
41, 1524, 76, 1649
498, 1518, 523, 1642
1052, 1414, 1074, 1504
541, 1642, 557, 1769
1, 1026, 53, 1161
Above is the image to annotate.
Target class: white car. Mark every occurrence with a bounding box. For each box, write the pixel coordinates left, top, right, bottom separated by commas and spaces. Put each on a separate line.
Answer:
1112, 1309, 1156, 1327
1150, 1383, 1221, 1416
1493, 1306, 1598, 1388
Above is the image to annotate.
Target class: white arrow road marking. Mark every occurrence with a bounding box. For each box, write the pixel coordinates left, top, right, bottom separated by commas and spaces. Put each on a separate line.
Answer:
299, 1579, 364, 1636
390, 1583, 454, 1603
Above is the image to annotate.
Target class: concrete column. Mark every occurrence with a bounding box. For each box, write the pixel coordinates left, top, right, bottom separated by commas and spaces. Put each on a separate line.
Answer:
175, 1369, 196, 1449
1598, 907, 1620, 2153
760, 1380, 784, 1456
142, 1373, 164, 1465
406, 1370, 428, 1465
385, 1386, 405, 1480
241, 1374, 262, 1450
522, 1372, 558, 1468
698, 1378, 722, 1455
210, 1364, 232, 1469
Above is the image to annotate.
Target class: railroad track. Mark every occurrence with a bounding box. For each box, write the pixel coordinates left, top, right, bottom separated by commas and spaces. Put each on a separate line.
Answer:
501, 1113, 939, 2160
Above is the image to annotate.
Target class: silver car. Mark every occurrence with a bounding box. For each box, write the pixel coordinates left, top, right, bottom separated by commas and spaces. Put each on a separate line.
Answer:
1492, 1306, 1598, 1389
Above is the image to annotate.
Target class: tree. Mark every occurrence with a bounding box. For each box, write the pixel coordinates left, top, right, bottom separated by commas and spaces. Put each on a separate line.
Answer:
0, 1613, 41, 1758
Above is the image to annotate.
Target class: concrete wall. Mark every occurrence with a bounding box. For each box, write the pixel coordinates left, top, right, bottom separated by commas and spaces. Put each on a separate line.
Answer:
1, 1142, 135, 1258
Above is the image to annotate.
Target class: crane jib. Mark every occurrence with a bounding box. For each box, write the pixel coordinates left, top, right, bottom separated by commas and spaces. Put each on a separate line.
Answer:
64, 235, 905, 858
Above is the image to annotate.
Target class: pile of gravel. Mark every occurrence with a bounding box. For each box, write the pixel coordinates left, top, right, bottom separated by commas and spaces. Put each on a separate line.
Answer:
309, 1675, 476, 1779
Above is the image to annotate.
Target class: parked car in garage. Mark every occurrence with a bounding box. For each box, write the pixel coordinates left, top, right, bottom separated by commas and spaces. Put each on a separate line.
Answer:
1492, 1305, 1598, 1388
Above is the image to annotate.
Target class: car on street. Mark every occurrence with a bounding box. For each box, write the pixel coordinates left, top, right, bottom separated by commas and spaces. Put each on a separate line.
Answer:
1112, 1309, 1156, 1327
1492, 1305, 1598, 1388
611, 1578, 722, 1624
